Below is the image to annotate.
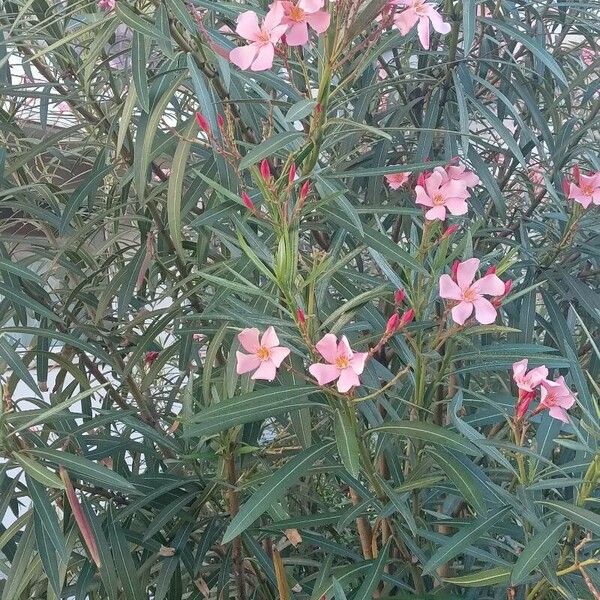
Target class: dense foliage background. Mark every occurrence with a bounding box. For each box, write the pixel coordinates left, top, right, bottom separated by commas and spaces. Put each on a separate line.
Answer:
0, 0, 599, 597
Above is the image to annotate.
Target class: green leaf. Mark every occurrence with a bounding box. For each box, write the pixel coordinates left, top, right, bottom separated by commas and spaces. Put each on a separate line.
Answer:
333, 408, 360, 478
184, 385, 326, 438
369, 422, 480, 456
427, 448, 487, 513
423, 507, 511, 575
116, 4, 171, 46
13, 453, 64, 489
285, 99, 316, 122
540, 501, 600, 537
362, 229, 427, 275
354, 541, 391, 600
222, 442, 334, 543
0, 335, 41, 397
239, 131, 305, 170
444, 567, 511, 587
29, 449, 139, 494
511, 520, 565, 585
0, 283, 61, 323
131, 32, 149, 113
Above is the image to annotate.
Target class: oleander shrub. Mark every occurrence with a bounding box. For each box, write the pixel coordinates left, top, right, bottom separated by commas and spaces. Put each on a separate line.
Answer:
0, 0, 599, 597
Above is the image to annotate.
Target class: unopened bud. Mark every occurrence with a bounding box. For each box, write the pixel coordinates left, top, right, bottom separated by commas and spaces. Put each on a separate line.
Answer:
217, 114, 225, 128
485, 265, 496, 276
443, 224, 459, 238
562, 177, 571, 197
195, 112, 210, 134
385, 313, 400, 335
300, 180, 310, 201
241, 192, 255, 211
416, 173, 426, 187
260, 159, 271, 182
399, 308, 415, 327
297, 308, 306, 325
394, 289, 406, 304
145, 351, 160, 365
573, 164, 580, 185
288, 163, 297, 184
450, 260, 460, 281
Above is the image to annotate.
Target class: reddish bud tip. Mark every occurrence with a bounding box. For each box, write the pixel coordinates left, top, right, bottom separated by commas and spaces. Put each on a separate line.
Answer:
300, 180, 310, 201
297, 308, 306, 325
260, 159, 271, 182
217, 114, 225, 128
503, 279, 513, 296
195, 112, 210, 134
562, 177, 571, 197
416, 173, 426, 187
394, 288, 406, 304
450, 260, 460, 282
241, 192, 255, 211
288, 163, 297, 185
316, 103, 322, 113
385, 313, 401, 335
145, 351, 160, 365
485, 265, 497, 276
443, 224, 459, 238
399, 308, 415, 327
573, 164, 581, 185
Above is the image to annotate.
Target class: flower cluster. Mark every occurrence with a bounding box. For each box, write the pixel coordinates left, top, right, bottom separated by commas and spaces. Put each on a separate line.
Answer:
389, 0, 450, 50
565, 166, 600, 209
512, 360, 576, 422
229, 0, 330, 71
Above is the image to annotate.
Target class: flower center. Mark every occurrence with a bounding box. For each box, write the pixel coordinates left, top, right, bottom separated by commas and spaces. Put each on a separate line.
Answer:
432, 193, 445, 205
256, 346, 271, 361
414, 2, 428, 15
288, 5, 306, 21
257, 29, 271, 43
582, 184, 594, 196
335, 355, 350, 369
463, 287, 478, 302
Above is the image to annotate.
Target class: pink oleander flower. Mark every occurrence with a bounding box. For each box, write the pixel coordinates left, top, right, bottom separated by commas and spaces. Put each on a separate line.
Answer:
98, 0, 115, 10
512, 359, 548, 419
236, 326, 290, 381
280, 0, 330, 46
385, 171, 410, 189
539, 376, 576, 423
439, 258, 505, 325
391, 0, 450, 50
309, 334, 368, 393
442, 164, 480, 188
415, 169, 470, 221
582, 48, 596, 66
568, 172, 600, 208
230, 4, 287, 71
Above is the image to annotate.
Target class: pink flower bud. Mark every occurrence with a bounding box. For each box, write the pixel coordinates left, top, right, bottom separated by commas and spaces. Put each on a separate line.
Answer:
217, 114, 225, 128
300, 181, 310, 201
288, 163, 296, 184
450, 260, 460, 282
195, 112, 210, 134
145, 351, 160, 365
297, 308, 306, 325
416, 173, 426, 187
241, 192, 255, 211
394, 289, 406, 304
573, 164, 580, 185
443, 224, 459, 238
399, 308, 415, 327
562, 177, 571, 197
485, 265, 497, 276
385, 313, 400, 335
260, 159, 271, 182
503, 280, 513, 296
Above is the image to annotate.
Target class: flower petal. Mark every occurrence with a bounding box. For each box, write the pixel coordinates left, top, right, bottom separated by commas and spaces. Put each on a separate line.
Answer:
444, 197, 468, 215
425, 5, 451, 33
472, 297, 497, 324
236, 11, 261, 40
424, 170, 442, 197
456, 258, 480, 290
306, 9, 330, 33
269, 346, 291, 367
285, 21, 310, 46
252, 360, 277, 381
315, 333, 339, 363
238, 328, 261, 353
415, 185, 433, 206
264, 1, 285, 29
299, 0, 324, 12
337, 336, 353, 360
309, 363, 340, 386
236, 351, 261, 374
337, 368, 360, 393
439, 274, 462, 300
349, 352, 368, 375
251, 43, 275, 71
230, 44, 259, 70
394, 9, 419, 35
261, 326, 280, 348
417, 15, 430, 49
512, 359, 528, 379
548, 406, 568, 422
476, 273, 505, 296
425, 205, 447, 221
451, 301, 473, 325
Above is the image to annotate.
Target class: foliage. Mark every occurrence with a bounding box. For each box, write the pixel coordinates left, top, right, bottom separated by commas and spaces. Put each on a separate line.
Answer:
0, 0, 599, 598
